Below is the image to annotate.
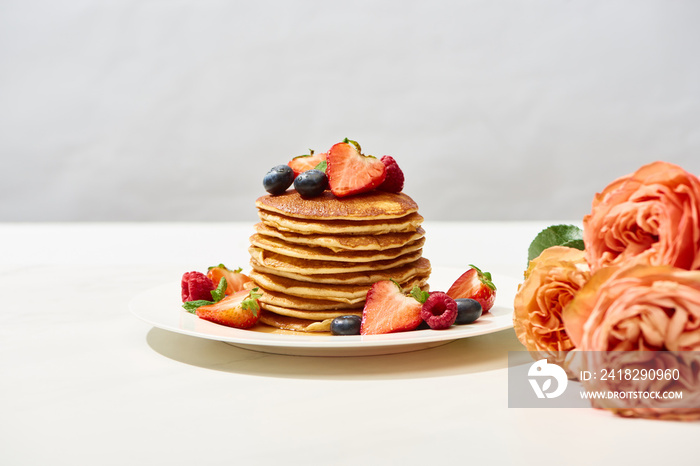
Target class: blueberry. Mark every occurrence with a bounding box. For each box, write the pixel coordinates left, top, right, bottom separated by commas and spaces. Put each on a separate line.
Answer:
263, 165, 295, 195
294, 169, 328, 198
330, 315, 362, 335
454, 298, 482, 325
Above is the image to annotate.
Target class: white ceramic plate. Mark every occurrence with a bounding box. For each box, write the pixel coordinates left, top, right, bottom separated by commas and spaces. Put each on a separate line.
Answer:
130, 267, 518, 357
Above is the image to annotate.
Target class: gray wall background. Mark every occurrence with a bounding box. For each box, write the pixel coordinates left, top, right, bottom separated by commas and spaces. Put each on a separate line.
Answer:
2, 0, 699, 222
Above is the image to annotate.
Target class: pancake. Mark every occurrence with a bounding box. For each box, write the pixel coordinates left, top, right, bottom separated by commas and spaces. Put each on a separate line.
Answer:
249, 270, 430, 302
249, 246, 423, 274
259, 310, 335, 333
256, 190, 419, 221
259, 302, 363, 321
258, 210, 424, 235
254, 222, 425, 252
249, 234, 426, 263
249, 257, 432, 285
247, 282, 364, 311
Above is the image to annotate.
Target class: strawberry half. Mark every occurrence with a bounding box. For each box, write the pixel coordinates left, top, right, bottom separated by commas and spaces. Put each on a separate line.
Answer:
207, 264, 252, 295
360, 280, 423, 335
195, 288, 263, 329
326, 139, 386, 197
446, 265, 497, 312
288, 150, 327, 178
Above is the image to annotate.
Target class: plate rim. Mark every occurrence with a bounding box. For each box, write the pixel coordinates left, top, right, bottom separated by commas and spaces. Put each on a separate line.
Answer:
129, 267, 517, 350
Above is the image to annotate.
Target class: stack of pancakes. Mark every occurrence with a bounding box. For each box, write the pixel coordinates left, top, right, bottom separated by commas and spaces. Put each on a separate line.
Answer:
247, 190, 431, 332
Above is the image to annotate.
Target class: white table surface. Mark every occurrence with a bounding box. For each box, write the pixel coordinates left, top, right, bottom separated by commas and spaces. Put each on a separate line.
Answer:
2, 221, 698, 466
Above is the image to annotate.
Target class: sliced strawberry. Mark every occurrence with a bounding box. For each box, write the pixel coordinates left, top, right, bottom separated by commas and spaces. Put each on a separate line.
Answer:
446, 265, 497, 312
207, 264, 252, 295
196, 288, 263, 329
360, 280, 423, 335
326, 139, 386, 197
181, 271, 216, 302
288, 151, 327, 178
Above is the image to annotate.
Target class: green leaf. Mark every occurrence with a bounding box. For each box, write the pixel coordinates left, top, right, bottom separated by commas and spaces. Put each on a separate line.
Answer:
389, 278, 403, 291
314, 160, 327, 173
343, 137, 362, 154
293, 149, 315, 160
241, 287, 263, 317
410, 285, 430, 304
182, 300, 213, 314
468, 264, 496, 291
210, 277, 227, 302
527, 225, 584, 262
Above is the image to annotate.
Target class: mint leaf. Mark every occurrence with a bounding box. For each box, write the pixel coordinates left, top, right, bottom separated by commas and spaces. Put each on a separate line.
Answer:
410, 285, 430, 304
182, 300, 213, 314
314, 160, 327, 173
528, 224, 584, 262
210, 277, 227, 302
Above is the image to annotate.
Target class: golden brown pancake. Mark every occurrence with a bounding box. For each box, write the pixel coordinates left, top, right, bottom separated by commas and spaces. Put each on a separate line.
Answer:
249, 234, 426, 263
256, 191, 419, 220
246, 282, 364, 311
259, 302, 363, 321
254, 222, 425, 252
248, 246, 423, 274
249, 270, 430, 303
249, 257, 432, 285
257, 210, 424, 235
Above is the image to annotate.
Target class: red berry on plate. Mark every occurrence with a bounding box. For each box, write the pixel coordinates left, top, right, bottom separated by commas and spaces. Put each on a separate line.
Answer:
327, 139, 387, 197
377, 155, 404, 193
420, 292, 458, 329
196, 288, 263, 329
181, 271, 216, 302
360, 280, 423, 335
288, 151, 327, 178
446, 265, 497, 312
207, 264, 252, 295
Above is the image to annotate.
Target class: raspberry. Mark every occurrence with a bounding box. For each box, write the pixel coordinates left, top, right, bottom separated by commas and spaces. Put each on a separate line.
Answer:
420, 292, 458, 329
378, 155, 404, 193
181, 271, 216, 302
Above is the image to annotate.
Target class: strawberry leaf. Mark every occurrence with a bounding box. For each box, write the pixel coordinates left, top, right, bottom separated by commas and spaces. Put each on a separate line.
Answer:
207, 263, 242, 273
410, 285, 430, 304
241, 287, 263, 317
314, 160, 327, 173
389, 278, 403, 291
468, 264, 496, 291
293, 149, 315, 159
343, 137, 362, 154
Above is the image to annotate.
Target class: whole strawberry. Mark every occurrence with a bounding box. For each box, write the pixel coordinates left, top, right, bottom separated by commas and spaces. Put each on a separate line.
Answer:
377, 155, 404, 193
446, 265, 497, 312
360, 280, 423, 335
196, 288, 263, 329
181, 271, 216, 302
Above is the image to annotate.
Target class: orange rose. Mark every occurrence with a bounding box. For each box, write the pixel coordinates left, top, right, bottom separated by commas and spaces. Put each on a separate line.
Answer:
562, 265, 700, 351
583, 161, 700, 273
513, 246, 591, 355
562, 265, 700, 420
